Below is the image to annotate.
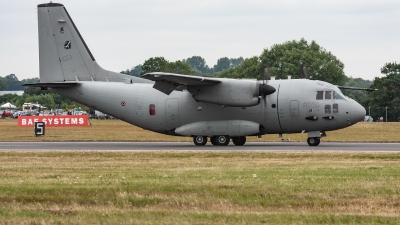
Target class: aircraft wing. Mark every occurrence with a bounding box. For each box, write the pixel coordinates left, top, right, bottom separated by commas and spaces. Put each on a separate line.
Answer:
142, 72, 221, 95
337, 86, 377, 91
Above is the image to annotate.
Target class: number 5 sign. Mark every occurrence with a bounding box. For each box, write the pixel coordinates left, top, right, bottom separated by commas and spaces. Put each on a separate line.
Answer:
34, 122, 45, 137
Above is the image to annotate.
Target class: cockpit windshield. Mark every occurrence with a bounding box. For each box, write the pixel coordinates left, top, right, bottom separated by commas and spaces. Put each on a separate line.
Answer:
316, 89, 347, 100
333, 91, 344, 100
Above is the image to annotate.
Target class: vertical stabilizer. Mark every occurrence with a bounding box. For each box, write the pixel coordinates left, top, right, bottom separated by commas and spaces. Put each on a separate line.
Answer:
37, 3, 134, 83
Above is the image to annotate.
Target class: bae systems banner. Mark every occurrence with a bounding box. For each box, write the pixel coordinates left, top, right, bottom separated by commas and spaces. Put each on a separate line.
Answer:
18, 116, 89, 127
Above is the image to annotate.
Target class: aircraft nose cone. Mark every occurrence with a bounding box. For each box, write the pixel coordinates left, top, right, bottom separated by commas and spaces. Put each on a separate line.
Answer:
351, 101, 366, 123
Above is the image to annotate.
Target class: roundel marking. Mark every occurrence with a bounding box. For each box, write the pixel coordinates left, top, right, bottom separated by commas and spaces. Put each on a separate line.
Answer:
121, 101, 126, 106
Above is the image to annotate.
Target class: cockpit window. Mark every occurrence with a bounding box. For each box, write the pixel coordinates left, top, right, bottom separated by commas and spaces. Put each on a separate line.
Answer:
316, 91, 324, 100
325, 91, 332, 100
333, 91, 344, 100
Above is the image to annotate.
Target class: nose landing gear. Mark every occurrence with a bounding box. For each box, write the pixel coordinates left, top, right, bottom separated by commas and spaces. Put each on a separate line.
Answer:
306, 131, 324, 146
307, 137, 320, 146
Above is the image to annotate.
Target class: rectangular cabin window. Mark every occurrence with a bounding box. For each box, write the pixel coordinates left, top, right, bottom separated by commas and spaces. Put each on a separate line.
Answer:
149, 104, 156, 116
316, 91, 324, 100
325, 104, 331, 114
325, 91, 332, 100
333, 103, 338, 113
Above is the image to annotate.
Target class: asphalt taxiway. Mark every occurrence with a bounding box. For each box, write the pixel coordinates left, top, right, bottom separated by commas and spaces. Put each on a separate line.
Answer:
0, 142, 400, 151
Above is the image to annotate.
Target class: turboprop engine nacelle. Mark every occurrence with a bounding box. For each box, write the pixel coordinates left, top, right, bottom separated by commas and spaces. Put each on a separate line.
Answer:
188, 79, 269, 107
175, 120, 263, 137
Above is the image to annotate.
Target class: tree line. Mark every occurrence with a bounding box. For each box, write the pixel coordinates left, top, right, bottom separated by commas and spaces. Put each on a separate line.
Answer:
0, 74, 38, 91
120, 56, 244, 77
2, 38, 400, 121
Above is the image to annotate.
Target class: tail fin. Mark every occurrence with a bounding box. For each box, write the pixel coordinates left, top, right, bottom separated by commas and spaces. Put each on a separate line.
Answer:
37, 3, 131, 83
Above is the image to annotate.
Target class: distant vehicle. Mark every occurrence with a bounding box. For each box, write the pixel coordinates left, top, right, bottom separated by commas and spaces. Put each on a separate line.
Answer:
12, 111, 23, 118
0, 110, 12, 118
20, 111, 30, 117
94, 111, 105, 119
364, 116, 373, 122
51, 109, 64, 115
39, 110, 52, 116
75, 111, 88, 115
105, 114, 114, 119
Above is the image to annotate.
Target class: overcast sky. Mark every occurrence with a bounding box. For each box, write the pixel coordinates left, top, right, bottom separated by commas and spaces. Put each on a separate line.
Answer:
1, 0, 399, 81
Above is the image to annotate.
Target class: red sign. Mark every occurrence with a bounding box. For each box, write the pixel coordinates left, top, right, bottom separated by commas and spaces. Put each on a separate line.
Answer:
18, 115, 89, 127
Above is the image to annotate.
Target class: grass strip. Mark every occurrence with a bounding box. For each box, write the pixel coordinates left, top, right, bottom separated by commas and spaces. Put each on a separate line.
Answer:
0, 151, 399, 224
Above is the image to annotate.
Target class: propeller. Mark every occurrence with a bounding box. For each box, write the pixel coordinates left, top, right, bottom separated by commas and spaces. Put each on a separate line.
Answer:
259, 60, 276, 101
258, 59, 276, 131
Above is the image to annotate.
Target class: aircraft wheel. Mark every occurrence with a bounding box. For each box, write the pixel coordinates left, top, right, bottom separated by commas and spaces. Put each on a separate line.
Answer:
210, 136, 218, 146
193, 136, 207, 146
215, 135, 230, 146
232, 136, 246, 146
307, 137, 320, 146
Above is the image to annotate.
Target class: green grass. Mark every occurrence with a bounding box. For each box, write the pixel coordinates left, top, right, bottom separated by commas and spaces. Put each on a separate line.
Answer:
1, 118, 400, 142
0, 151, 399, 224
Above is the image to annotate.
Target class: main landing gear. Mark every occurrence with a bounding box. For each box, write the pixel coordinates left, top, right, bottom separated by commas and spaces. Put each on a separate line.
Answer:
193, 136, 207, 146
193, 135, 247, 146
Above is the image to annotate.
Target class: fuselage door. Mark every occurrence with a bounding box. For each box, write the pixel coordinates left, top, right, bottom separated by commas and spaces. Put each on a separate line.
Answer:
290, 100, 299, 117
135, 86, 144, 117
166, 98, 180, 129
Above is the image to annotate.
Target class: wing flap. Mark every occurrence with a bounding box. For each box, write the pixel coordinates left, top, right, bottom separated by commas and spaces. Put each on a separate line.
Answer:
142, 72, 220, 95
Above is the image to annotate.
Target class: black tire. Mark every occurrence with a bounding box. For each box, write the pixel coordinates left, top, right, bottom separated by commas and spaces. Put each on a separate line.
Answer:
210, 136, 218, 145
307, 137, 320, 146
193, 136, 207, 146
232, 136, 246, 146
215, 135, 230, 146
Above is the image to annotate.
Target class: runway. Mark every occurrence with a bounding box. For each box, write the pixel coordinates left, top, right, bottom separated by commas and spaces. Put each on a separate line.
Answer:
1, 142, 400, 151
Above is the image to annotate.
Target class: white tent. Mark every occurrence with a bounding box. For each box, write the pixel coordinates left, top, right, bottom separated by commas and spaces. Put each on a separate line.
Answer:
0, 102, 17, 109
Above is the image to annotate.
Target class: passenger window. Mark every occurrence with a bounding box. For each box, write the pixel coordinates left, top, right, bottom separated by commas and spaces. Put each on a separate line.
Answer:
325, 104, 331, 114
333, 91, 343, 100
333, 103, 338, 113
316, 91, 323, 100
325, 91, 332, 99
149, 104, 155, 116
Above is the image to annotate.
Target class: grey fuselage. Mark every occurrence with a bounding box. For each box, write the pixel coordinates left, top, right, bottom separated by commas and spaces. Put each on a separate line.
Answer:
51, 78, 364, 136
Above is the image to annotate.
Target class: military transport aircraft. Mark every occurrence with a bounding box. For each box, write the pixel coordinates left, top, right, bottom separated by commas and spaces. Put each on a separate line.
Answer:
26, 3, 366, 146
